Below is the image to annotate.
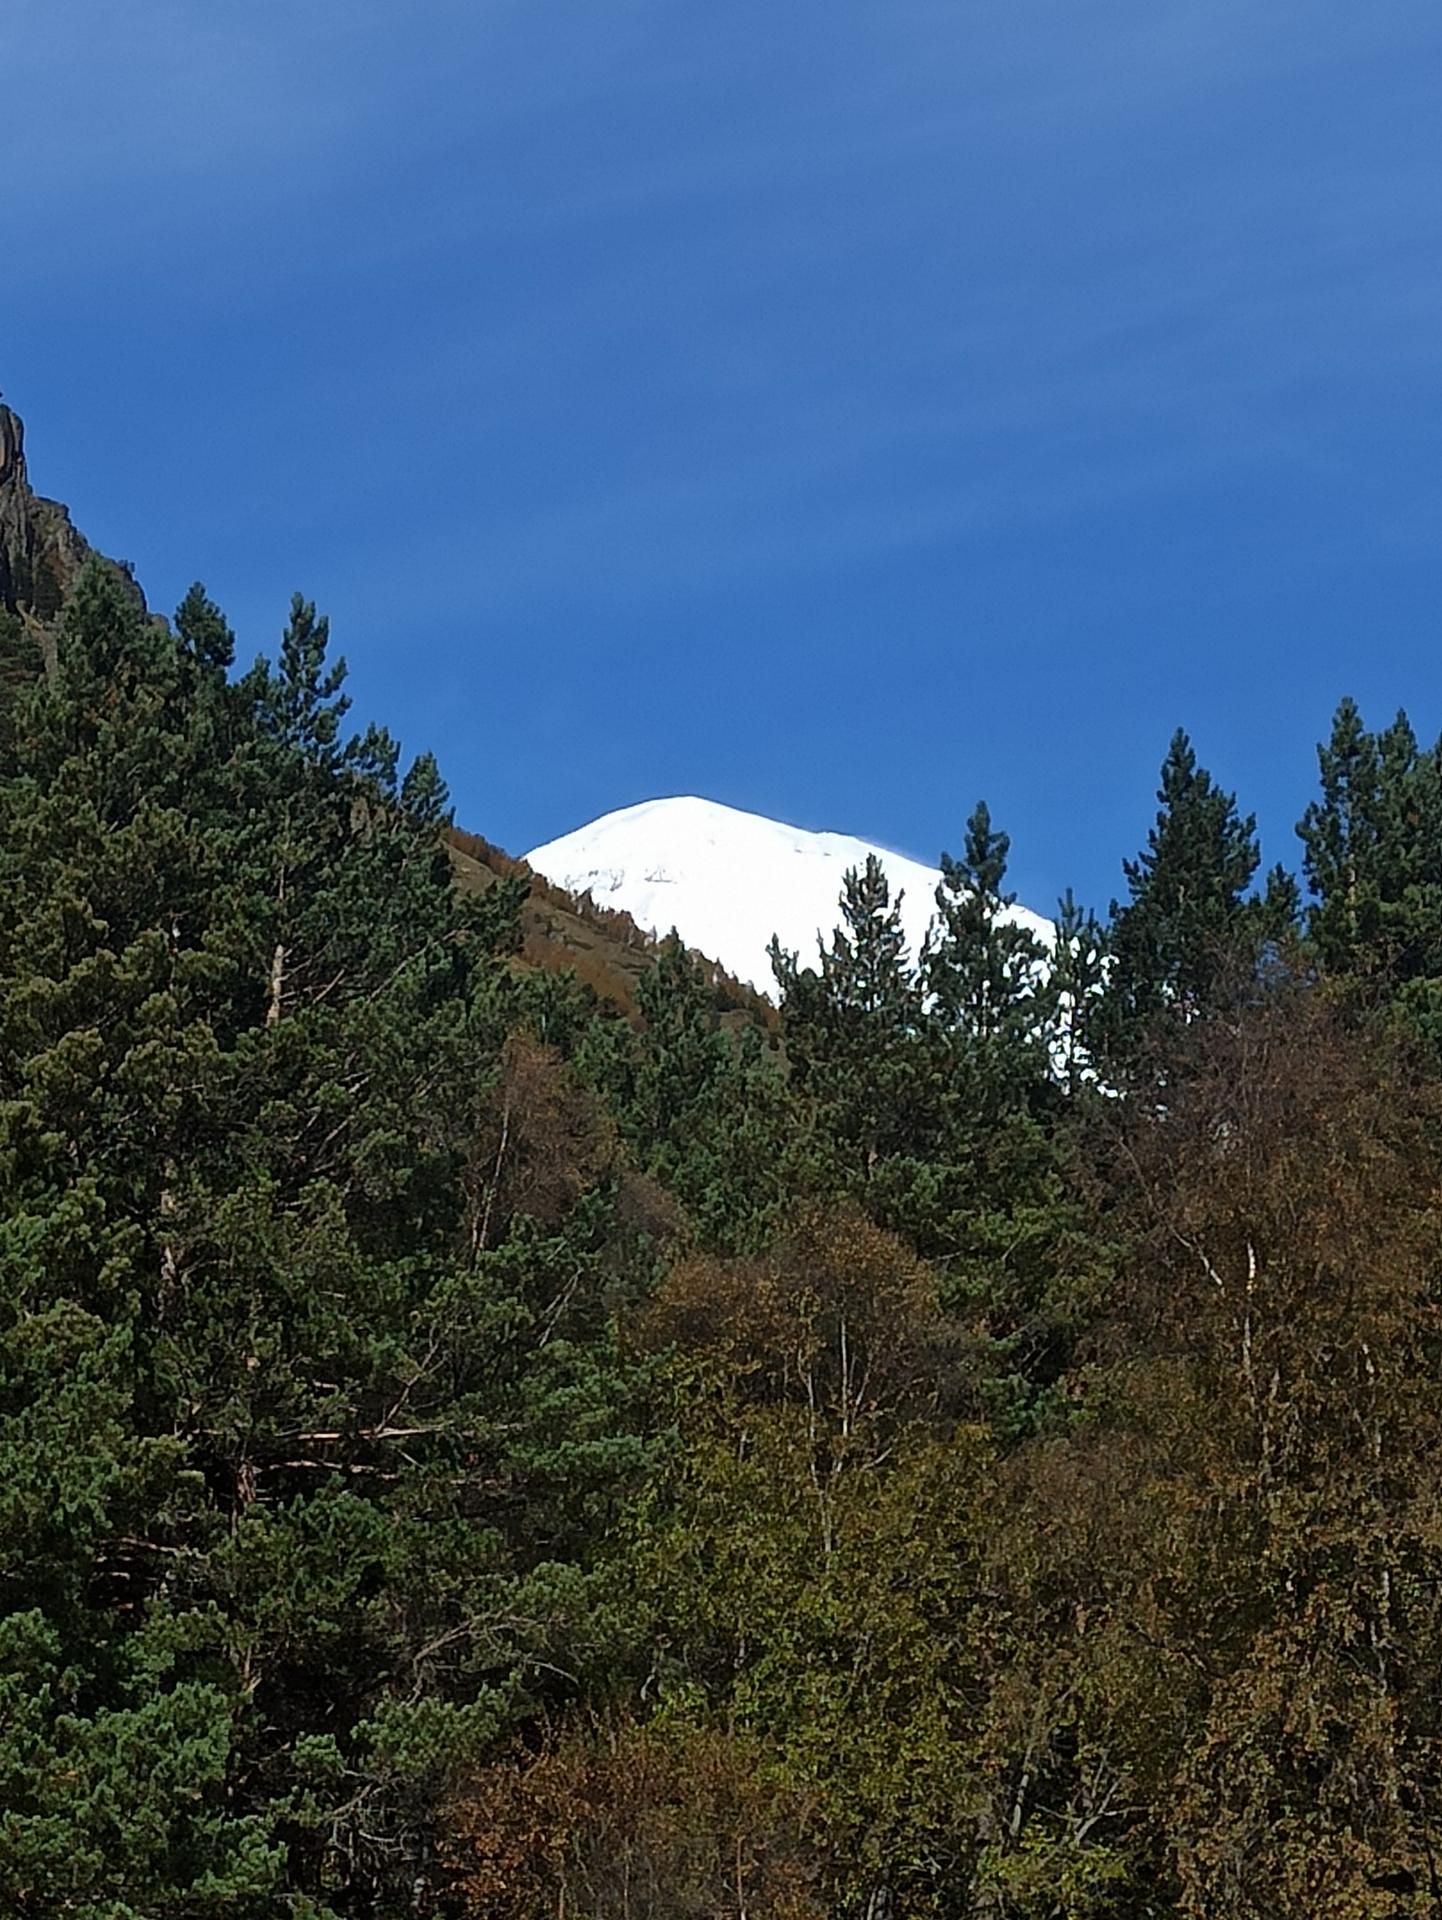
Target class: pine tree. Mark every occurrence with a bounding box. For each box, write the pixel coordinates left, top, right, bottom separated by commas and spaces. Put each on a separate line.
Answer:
1297, 701, 1442, 1040
923, 800, 1053, 1119
1103, 729, 1292, 1060
1049, 886, 1107, 1098
769, 854, 932, 1183
911, 808, 1100, 1433
0, 566, 650, 1914
175, 578, 236, 675
610, 935, 797, 1253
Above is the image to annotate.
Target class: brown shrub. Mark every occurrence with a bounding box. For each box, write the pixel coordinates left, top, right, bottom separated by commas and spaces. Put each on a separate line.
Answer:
463, 1033, 619, 1253
642, 1204, 951, 1439
445, 1719, 822, 1920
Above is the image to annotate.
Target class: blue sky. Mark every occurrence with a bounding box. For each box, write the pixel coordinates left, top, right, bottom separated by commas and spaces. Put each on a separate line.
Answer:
5, 1, 1441, 915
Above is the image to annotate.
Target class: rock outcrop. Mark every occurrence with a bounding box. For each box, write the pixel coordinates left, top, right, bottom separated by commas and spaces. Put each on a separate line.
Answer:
0, 400, 147, 620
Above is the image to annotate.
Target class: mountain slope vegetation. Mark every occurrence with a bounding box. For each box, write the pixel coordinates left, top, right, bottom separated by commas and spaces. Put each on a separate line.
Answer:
4, 401, 1442, 1918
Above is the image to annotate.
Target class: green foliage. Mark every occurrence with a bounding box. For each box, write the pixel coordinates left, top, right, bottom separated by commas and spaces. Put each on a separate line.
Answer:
0, 565, 649, 1913
605, 936, 800, 1253
630, 1213, 993, 1916
770, 853, 934, 1181
1049, 886, 1107, 1097
1101, 729, 1292, 1065
767, 822, 1109, 1440
924, 801, 1053, 1103
13, 531, 1442, 1920
1297, 697, 1442, 1049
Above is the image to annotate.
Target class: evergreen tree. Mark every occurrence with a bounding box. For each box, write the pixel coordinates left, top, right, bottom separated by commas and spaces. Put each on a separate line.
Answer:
923, 800, 1053, 1117
612, 936, 798, 1253
914, 810, 1101, 1433
175, 578, 236, 676
0, 605, 45, 757
0, 567, 649, 1914
769, 854, 933, 1185
1049, 885, 1107, 1098
1103, 729, 1293, 1060
1298, 701, 1442, 1043
22, 478, 1442, 1920
628, 937, 734, 1157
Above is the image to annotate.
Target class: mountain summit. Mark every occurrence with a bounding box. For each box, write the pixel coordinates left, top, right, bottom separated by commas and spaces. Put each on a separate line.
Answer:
525, 795, 1051, 994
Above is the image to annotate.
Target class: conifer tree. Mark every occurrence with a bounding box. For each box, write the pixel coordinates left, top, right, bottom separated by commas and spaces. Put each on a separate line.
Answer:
1103, 729, 1293, 1060
913, 809, 1100, 1431
613, 936, 796, 1253
0, 565, 648, 1914
1049, 885, 1107, 1097
175, 578, 236, 675
1298, 700, 1442, 1037
769, 854, 931, 1182
0, 605, 45, 756
923, 800, 1052, 1118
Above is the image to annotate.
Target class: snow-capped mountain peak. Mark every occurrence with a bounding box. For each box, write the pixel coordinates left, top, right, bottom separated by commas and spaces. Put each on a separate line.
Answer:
524, 796, 1051, 994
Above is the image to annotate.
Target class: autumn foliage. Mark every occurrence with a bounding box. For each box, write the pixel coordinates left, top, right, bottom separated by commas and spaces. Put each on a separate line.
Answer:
445, 1721, 822, 1920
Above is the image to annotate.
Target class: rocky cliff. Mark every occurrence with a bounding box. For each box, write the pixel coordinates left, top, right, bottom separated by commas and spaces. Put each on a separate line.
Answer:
0, 400, 147, 621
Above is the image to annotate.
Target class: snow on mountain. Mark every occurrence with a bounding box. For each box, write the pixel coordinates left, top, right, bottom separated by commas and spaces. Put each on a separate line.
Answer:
524, 796, 1052, 995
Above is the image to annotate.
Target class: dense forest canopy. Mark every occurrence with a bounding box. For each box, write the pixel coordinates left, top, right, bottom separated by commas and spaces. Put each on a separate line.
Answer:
4, 546, 1442, 1917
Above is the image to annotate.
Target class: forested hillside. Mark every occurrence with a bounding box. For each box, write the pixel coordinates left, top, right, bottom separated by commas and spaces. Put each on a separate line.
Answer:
4, 423, 1442, 1917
